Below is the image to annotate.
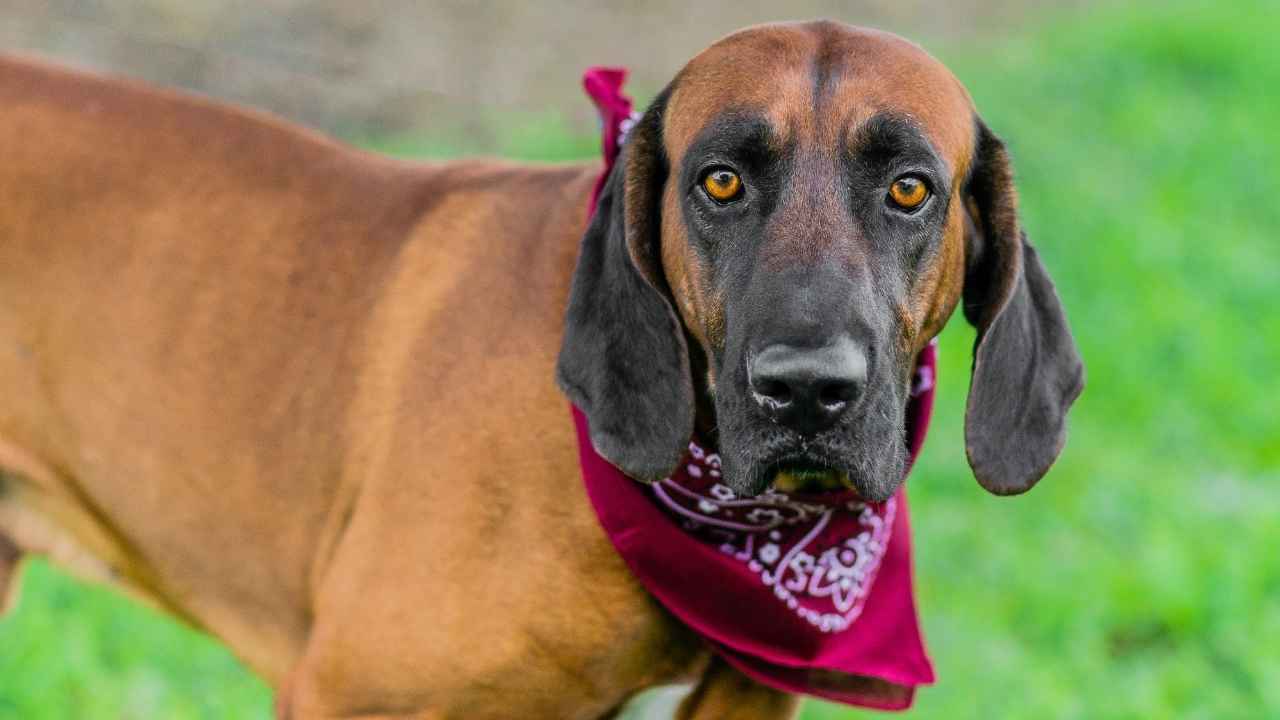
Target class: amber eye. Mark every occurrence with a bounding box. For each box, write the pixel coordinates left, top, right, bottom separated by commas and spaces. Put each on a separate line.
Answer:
888, 176, 929, 210
702, 168, 743, 203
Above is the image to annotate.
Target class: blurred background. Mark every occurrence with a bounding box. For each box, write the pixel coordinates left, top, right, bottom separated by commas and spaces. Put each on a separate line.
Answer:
0, 1, 1276, 718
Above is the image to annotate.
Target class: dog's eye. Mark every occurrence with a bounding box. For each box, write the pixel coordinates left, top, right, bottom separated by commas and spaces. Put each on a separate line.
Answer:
887, 176, 929, 211
702, 168, 743, 203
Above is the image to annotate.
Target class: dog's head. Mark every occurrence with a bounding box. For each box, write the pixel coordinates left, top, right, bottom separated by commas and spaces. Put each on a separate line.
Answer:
558, 21, 1083, 501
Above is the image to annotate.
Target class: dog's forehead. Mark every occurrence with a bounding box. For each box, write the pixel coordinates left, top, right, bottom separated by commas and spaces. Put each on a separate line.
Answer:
665, 22, 975, 172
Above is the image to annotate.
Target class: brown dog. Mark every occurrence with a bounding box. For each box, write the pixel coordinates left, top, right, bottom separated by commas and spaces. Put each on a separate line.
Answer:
0, 20, 1082, 720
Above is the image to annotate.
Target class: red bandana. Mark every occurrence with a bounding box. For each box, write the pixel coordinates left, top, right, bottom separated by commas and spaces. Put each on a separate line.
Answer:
574, 68, 936, 710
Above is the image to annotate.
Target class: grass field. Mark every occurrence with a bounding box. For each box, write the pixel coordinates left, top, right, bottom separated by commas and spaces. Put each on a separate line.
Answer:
2, 1, 1277, 718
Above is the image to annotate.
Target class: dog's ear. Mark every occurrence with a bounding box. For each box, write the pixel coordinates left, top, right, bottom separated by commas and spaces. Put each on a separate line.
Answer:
557, 92, 693, 482
961, 119, 1085, 495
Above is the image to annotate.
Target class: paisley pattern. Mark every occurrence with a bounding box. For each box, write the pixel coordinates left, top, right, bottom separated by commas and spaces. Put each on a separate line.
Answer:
652, 435, 913, 631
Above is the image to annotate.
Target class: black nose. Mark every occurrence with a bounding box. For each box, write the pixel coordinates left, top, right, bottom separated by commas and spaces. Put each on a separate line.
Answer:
748, 338, 868, 436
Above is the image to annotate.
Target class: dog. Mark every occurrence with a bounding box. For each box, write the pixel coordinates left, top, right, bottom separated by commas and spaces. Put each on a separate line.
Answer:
0, 20, 1082, 719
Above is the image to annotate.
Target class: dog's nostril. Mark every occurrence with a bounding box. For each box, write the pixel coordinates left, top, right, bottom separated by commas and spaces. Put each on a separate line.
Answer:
754, 378, 793, 405
818, 380, 856, 408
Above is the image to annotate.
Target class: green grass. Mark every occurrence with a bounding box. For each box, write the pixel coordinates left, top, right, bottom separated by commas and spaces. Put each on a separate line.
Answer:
2, 1, 1277, 717
0, 562, 271, 719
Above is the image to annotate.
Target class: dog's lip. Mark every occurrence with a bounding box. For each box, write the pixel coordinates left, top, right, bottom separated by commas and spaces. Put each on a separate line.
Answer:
766, 457, 861, 499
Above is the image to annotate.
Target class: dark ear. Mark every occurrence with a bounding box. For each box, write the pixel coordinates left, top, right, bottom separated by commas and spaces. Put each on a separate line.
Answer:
962, 120, 1085, 495
556, 92, 693, 481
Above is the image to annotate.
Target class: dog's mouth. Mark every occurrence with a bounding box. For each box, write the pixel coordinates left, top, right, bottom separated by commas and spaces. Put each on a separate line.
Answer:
767, 457, 857, 497
714, 369, 910, 503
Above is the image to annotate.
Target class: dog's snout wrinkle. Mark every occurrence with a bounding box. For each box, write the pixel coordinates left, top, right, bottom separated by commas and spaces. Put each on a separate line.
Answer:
748, 336, 867, 436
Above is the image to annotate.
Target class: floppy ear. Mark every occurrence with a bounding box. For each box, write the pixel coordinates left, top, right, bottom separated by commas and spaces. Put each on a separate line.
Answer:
556, 93, 694, 482
962, 120, 1085, 495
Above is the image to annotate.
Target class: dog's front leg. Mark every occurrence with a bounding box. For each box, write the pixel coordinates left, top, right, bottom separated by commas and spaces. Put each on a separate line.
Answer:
675, 658, 800, 720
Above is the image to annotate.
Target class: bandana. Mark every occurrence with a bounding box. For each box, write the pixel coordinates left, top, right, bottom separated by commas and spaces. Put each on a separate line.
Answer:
573, 67, 936, 710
